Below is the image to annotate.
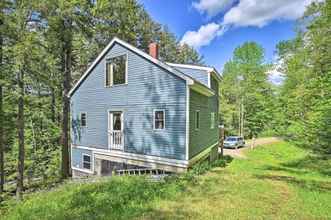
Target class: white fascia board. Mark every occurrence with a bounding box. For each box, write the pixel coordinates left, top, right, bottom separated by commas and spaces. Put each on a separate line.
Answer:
166, 63, 214, 72
68, 37, 194, 97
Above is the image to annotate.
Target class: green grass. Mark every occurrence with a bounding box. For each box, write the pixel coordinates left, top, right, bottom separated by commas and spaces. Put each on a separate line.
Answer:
1, 142, 331, 220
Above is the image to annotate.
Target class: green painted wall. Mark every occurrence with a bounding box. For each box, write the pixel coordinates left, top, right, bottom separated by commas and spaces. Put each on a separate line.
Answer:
189, 76, 219, 159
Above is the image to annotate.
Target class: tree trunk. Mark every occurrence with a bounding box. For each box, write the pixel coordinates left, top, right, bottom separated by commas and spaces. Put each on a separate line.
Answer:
0, 86, 3, 194
0, 26, 4, 194
51, 87, 56, 123
16, 70, 24, 200
60, 18, 72, 179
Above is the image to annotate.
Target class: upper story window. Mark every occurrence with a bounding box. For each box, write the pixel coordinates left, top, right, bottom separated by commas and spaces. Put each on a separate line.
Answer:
105, 54, 127, 87
210, 112, 215, 129
195, 110, 200, 130
80, 112, 87, 127
154, 110, 165, 130
82, 154, 91, 170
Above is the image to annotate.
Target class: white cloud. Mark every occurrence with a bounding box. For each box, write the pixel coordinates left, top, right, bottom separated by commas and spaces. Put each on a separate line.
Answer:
184, 0, 320, 48
192, 0, 235, 17
267, 68, 285, 85
267, 58, 285, 85
180, 23, 224, 48
223, 0, 321, 27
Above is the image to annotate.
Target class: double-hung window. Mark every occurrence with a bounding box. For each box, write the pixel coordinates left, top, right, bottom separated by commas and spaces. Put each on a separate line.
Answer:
154, 110, 165, 130
105, 54, 127, 87
82, 154, 91, 170
80, 112, 87, 127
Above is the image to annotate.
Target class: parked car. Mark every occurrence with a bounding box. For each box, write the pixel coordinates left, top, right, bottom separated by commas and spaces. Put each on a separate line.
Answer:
223, 136, 245, 149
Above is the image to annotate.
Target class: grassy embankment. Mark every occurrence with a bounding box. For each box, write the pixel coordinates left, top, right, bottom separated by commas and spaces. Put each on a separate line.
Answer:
1, 141, 330, 220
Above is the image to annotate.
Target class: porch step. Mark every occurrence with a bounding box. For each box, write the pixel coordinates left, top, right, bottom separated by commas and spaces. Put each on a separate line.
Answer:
115, 168, 168, 176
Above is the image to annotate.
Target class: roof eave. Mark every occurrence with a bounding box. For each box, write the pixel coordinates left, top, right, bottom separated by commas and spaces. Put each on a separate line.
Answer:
190, 81, 215, 97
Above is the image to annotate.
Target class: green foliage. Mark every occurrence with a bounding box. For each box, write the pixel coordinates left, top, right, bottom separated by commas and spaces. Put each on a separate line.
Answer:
275, 0, 331, 154
1, 157, 229, 220
220, 42, 275, 138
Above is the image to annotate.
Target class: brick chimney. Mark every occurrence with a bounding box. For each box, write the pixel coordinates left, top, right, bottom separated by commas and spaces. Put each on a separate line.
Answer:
149, 42, 159, 59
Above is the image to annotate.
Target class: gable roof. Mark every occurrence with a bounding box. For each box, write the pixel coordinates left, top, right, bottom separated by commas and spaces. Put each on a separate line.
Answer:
68, 37, 215, 97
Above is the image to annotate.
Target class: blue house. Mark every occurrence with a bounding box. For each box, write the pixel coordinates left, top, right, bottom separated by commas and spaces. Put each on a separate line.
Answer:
68, 37, 222, 176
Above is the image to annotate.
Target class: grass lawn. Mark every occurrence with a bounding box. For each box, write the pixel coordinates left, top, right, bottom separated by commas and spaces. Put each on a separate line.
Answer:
1, 141, 331, 220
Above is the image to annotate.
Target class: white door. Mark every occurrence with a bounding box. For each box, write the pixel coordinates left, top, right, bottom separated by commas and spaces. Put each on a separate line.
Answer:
108, 111, 124, 150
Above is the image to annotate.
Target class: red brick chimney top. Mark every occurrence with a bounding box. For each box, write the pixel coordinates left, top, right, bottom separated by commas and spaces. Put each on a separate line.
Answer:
149, 42, 159, 59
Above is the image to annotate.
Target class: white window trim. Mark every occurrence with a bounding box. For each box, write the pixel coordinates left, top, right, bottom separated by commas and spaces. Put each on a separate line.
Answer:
80, 112, 87, 127
104, 62, 112, 87
211, 112, 215, 129
82, 153, 92, 170
195, 110, 200, 130
104, 53, 128, 87
153, 109, 166, 130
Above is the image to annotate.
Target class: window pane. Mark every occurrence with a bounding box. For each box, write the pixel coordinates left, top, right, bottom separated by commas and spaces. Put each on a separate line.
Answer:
83, 155, 90, 162
83, 162, 91, 169
155, 111, 164, 120
155, 120, 164, 129
110, 55, 126, 85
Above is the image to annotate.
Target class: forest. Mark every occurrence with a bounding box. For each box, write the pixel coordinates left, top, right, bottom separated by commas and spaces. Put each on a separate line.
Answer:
0, 0, 330, 204
220, 0, 331, 156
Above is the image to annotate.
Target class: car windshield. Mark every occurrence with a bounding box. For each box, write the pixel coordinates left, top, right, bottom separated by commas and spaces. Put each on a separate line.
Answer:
225, 137, 237, 142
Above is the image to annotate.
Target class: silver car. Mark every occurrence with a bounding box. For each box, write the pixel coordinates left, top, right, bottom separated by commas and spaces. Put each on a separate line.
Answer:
223, 136, 245, 149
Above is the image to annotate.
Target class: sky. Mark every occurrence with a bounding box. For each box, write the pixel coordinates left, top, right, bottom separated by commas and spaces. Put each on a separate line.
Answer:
138, 0, 317, 82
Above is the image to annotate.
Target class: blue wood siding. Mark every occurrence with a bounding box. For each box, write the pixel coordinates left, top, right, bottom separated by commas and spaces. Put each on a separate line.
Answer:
71, 43, 187, 160
71, 148, 92, 170
173, 66, 209, 87
189, 76, 219, 158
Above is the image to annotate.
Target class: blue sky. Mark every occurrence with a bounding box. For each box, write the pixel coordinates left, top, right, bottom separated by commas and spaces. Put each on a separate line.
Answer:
138, 0, 315, 75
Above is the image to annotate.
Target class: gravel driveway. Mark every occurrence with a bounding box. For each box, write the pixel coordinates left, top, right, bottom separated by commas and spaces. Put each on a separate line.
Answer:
220, 137, 281, 158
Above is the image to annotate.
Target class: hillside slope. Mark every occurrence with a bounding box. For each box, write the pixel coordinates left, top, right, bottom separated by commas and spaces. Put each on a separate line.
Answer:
1, 141, 331, 220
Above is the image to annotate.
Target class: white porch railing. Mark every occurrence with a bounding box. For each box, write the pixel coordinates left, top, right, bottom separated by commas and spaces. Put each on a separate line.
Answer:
109, 131, 124, 150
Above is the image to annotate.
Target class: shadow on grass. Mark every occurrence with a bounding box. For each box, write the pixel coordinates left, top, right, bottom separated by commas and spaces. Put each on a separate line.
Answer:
282, 155, 331, 176
255, 174, 331, 192
255, 153, 331, 193
260, 154, 331, 177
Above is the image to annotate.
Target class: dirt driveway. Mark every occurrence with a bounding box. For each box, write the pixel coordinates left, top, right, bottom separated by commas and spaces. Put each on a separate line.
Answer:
220, 137, 281, 158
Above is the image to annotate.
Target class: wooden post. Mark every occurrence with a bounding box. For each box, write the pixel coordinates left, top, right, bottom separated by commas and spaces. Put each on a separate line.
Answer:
219, 125, 224, 157
251, 136, 256, 149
